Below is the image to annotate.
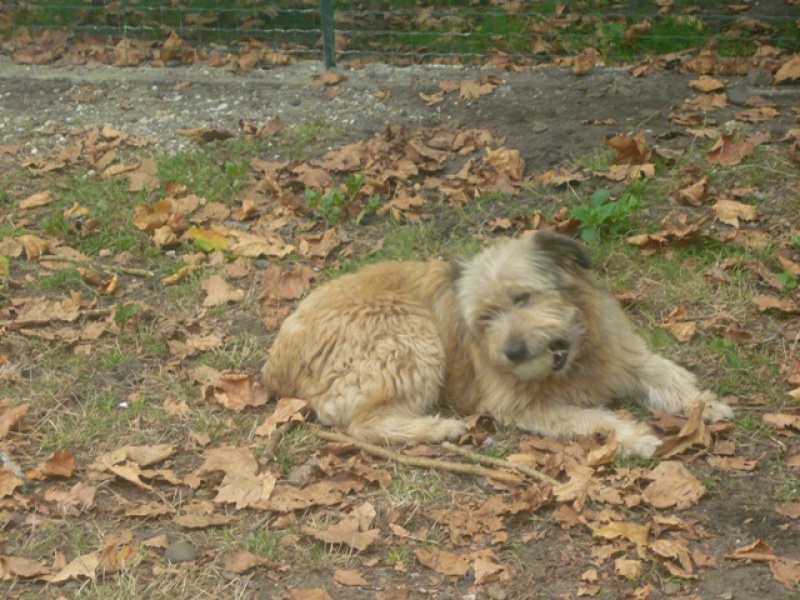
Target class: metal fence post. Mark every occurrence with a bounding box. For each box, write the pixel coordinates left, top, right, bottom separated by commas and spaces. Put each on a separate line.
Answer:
320, 0, 335, 69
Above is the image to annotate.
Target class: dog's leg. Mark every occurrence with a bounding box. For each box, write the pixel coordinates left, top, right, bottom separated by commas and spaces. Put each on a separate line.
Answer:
346, 405, 466, 445
513, 403, 662, 458
634, 354, 734, 422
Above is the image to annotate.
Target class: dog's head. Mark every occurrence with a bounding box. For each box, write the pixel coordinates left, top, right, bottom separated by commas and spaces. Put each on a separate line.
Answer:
452, 231, 592, 381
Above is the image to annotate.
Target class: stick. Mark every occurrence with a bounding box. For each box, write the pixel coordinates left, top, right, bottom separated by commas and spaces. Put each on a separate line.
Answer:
312, 427, 523, 484
2, 307, 113, 331
442, 441, 559, 486
40, 255, 154, 277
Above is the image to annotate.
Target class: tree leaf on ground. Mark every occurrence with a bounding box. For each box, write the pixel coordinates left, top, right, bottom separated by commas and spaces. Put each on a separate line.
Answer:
25, 449, 75, 480
302, 502, 380, 551
255, 397, 309, 437
0, 555, 51, 580
706, 132, 755, 165
0, 399, 29, 437
332, 569, 368, 586
0, 468, 22, 498
592, 521, 650, 545
46, 551, 99, 583
200, 275, 245, 307
774, 54, 800, 84
224, 550, 278, 573
641, 461, 706, 510
725, 539, 776, 561
770, 557, 800, 590
713, 199, 757, 228
605, 131, 652, 165
414, 547, 471, 576
18, 191, 54, 209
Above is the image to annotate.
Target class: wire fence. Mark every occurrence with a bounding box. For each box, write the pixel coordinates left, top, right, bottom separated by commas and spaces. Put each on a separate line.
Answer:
0, 1, 798, 69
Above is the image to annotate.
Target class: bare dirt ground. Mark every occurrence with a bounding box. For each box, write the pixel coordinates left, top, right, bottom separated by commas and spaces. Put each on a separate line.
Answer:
1, 54, 799, 600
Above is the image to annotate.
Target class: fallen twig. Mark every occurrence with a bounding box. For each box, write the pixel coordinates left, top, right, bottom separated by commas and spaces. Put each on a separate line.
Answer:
2, 307, 114, 331
312, 427, 523, 484
41, 255, 154, 277
442, 441, 559, 486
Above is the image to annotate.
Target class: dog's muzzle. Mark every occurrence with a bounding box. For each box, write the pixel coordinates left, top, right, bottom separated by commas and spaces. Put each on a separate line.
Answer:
506, 338, 571, 380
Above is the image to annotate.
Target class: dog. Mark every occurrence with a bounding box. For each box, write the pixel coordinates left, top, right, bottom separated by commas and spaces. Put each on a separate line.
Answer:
262, 231, 733, 457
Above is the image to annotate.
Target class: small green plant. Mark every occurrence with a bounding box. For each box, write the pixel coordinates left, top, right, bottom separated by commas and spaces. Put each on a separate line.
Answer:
777, 271, 798, 293
304, 172, 381, 226
114, 303, 139, 328
570, 188, 640, 243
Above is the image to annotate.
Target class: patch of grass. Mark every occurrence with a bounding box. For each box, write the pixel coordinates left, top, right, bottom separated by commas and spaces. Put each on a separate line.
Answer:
158, 149, 249, 205
38, 267, 93, 295
279, 120, 345, 160
271, 426, 321, 475
304, 172, 382, 227
197, 332, 263, 371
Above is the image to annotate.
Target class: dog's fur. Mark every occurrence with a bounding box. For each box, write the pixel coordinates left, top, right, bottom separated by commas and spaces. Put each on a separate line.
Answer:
262, 231, 733, 457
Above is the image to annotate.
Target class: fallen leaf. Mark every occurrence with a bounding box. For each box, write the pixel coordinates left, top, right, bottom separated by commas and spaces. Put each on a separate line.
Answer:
770, 557, 800, 589
0, 399, 29, 437
592, 521, 650, 545
224, 550, 277, 573
713, 199, 757, 228
303, 503, 380, 551
201, 275, 245, 307
18, 191, 54, 210
775, 55, 800, 84
26, 449, 76, 480
47, 552, 100, 583
255, 397, 309, 437
706, 132, 755, 166
332, 569, 368, 586
615, 558, 643, 579
642, 461, 706, 510
414, 547, 471, 576
726, 539, 776, 562
605, 131, 652, 165
0, 468, 22, 498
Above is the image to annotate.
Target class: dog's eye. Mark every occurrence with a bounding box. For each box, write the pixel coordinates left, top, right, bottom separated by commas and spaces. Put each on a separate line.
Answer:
477, 312, 493, 323
512, 292, 531, 306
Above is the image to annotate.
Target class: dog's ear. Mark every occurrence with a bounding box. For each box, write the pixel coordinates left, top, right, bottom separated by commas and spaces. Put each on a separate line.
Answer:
532, 230, 592, 271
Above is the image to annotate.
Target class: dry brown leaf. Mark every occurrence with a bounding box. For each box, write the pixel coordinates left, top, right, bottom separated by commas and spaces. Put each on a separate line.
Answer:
763, 411, 800, 431
713, 199, 757, 228
726, 539, 776, 562
641, 461, 706, 511
615, 558, 643, 579
776, 502, 800, 519
657, 400, 711, 457
753, 295, 800, 315
310, 70, 346, 87
414, 547, 471, 576
707, 455, 761, 471
18, 191, 54, 210
0, 399, 29, 437
332, 569, 368, 586
0, 555, 51, 580
605, 131, 652, 165
670, 176, 709, 206
483, 147, 525, 181
201, 275, 245, 307
224, 550, 277, 573
688, 75, 726, 92
47, 551, 99, 583
203, 372, 268, 411
43, 482, 96, 516
459, 79, 497, 100
302, 503, 380, 551
0, 468, 22, 498
255, 397, 309, 437
288, 589, 334, 600
706, 132, 755, 166
592, 521, 650, 545
770, 557, 800, 589
775, 55, 800, 84
25, 449, 75, 480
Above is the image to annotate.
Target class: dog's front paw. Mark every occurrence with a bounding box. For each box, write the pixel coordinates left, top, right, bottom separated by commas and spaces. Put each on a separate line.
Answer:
437, 418, 468, 441
615, 422, 662, 459
696, 390, 734, 422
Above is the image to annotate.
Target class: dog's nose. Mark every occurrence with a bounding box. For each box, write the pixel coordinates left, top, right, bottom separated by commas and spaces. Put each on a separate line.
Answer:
504, 339, 530, 363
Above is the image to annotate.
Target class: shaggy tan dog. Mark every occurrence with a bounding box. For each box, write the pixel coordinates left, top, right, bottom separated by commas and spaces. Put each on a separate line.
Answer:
262, 231, 733, 457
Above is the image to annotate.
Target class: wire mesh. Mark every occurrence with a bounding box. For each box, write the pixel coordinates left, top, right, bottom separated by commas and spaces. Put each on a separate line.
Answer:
0, 1, 797, 66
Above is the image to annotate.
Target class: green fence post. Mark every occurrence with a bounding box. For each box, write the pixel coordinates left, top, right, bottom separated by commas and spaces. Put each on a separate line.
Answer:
320, 0, 336, 69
